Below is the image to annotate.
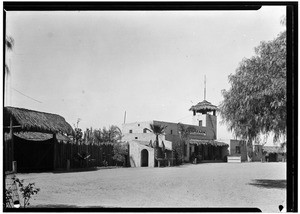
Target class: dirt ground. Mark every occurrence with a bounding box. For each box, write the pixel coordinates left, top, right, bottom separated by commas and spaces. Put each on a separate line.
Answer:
14, 162, 286, 212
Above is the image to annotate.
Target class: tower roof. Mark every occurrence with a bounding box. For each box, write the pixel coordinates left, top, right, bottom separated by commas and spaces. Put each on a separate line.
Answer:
189, 100, 218, 113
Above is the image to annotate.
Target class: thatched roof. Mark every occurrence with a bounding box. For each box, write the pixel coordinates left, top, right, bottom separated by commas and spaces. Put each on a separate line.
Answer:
263, 146, 286, 154
189, 100, 218, 112
13, 132, 71, 142
4, 106, 74, 136
189, 139, 228, 147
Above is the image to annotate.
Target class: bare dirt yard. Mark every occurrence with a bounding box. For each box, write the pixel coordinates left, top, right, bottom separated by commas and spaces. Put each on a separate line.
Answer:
15, 162, 286, 212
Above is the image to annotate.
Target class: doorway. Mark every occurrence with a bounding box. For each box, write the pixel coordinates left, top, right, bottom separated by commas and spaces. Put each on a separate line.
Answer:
141, 149, 149, 167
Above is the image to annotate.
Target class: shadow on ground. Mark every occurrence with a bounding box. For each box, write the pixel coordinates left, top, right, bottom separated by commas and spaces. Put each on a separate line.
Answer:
248, 179, 286, 189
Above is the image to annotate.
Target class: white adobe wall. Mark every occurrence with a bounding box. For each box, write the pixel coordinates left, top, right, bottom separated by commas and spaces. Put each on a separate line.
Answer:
129, 141, 154, 167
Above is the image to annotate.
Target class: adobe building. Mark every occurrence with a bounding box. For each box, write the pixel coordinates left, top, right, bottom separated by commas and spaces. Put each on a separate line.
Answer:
229, 140, 266, 162
263, 146, 286, 162
122, 100, 229, 167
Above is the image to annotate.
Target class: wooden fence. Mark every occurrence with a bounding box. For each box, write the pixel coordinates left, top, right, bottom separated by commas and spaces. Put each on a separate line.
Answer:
54, 141, 117, 170
4, 133, 127, 172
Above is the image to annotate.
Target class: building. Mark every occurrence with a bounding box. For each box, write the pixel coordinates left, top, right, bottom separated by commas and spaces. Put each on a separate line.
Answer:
229, 140, 248, 162
263, 146, 286, 162
4, 106, 74, 172
122, 100, 229, 167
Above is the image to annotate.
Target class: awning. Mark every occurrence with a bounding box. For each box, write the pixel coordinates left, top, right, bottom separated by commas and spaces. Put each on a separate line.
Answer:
189, 139, 228, 147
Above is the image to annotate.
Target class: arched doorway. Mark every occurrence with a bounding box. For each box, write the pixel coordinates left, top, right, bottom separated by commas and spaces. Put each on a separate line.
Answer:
141, 149, 149, 167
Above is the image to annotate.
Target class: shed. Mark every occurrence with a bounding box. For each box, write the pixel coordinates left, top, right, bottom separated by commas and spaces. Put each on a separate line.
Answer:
4, 106, 74, 172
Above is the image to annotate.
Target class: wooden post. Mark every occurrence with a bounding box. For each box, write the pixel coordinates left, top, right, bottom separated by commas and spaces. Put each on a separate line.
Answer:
12, 161, 17, 173
53, 133, 57, 170
67, 159, 70, 171
10, 116, 14, 172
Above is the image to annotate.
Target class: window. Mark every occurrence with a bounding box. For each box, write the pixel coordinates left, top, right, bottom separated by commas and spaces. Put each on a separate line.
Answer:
170, 130, 173, 134
143, 128, 147, 133
138, 124, 140, 126
235, 146, 241, 154
199, 120, 202, 126
129, 130, 132, 133
135, 137, 138, 139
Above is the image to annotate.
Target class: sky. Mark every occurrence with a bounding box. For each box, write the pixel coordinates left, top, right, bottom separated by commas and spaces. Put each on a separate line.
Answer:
4, 6, 286, 145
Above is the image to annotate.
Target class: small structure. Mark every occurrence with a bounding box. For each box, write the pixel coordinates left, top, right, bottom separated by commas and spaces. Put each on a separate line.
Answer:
128, 140, 155, 167
263, 146, 286, 162
4, 106, 74, 172
229, 140, 247, 162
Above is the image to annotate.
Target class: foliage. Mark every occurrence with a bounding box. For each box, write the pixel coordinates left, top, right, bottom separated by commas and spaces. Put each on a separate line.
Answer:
5, 36, 14, 76
74, 128, 83, 143
5, 188, 13, 208
220, 28, 286, 144
147, 124, 166, 147
176, 123, 190, 163
112, 142, 128, 165
5, 177, 40, 208
93, 125, 122, 144
73, 151, 91, 168
146, 124, 166, 163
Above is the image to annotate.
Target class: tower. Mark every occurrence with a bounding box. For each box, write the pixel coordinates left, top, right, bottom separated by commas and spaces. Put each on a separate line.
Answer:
189, 76, 218, 139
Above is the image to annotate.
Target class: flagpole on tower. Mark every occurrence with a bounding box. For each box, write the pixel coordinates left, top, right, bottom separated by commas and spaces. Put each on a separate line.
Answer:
204, 75, 206, 100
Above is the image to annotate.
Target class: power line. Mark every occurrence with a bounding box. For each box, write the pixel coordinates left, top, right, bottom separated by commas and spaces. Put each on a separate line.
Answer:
12, 87, 43, 103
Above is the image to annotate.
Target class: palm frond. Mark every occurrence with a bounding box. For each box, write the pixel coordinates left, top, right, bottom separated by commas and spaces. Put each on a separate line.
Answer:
6, 36, 14, 51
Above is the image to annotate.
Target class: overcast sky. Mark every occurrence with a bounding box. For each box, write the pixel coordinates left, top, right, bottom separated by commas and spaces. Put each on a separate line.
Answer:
5, 7, 286, 144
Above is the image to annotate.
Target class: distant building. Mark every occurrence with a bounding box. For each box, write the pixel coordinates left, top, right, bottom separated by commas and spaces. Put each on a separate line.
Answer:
263, 146, 286, 162
122, 100, 229, 167
229, 140, 248, 162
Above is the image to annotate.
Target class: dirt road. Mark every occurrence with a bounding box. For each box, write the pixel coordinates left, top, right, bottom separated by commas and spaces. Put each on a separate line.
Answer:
15, 162, 286, 212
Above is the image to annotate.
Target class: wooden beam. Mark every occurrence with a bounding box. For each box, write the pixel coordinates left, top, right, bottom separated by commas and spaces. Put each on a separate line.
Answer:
4, 125, 22, 128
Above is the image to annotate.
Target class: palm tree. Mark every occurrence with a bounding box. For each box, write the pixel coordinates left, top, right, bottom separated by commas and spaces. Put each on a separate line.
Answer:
146, 124, 166, 166
177, 123, 190, 163
93, 125, 122, 144
148, 123, 166, 147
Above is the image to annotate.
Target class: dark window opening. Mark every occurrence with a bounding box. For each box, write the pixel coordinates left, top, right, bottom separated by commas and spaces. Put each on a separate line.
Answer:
135, 137, 138, 139
143, 128, 147, 133
235, 146, 241, 154
170, 130, 173, 134
129, 130, 132, 133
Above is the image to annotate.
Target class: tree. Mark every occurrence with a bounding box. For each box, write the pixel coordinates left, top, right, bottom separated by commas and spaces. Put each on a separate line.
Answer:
220, 23, 286, 146
146, 124, 166, 163
93, 125, 122, 144
147, 124, 166, 147
5, 36, 14, 76
112, 142, 128, 166
177, 123, 189, 163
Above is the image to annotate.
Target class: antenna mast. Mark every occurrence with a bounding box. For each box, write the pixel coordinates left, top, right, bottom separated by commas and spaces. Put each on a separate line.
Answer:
123, 111, 127, 124
204, 75, 206, 100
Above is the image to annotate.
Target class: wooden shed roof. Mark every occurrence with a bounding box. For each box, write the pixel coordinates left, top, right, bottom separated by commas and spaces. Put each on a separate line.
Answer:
4, 106, 74, 136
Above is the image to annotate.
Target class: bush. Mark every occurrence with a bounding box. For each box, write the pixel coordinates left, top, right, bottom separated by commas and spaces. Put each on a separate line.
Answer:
112, 142, 128, 166
5, 176, 40, 208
